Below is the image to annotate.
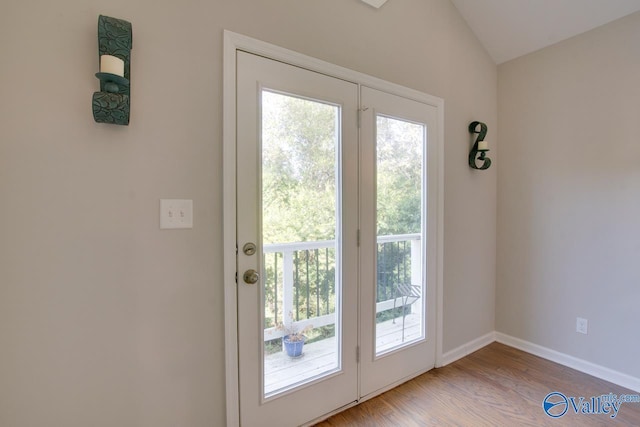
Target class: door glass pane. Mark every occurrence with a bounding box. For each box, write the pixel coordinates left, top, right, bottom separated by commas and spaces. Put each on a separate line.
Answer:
261, 90, 341, 397
375, 115, 425, 355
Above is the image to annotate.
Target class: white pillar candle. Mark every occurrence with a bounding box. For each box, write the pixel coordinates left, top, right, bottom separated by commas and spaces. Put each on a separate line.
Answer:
100, 55, 125, 77
478, 140, 488, 151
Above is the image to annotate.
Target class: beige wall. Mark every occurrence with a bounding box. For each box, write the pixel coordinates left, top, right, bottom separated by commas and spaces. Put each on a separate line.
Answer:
497, 12, 640, 379
0, 1, 497, 426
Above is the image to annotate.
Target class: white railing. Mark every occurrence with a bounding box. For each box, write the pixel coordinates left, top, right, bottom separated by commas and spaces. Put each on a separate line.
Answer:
263, 234, 421, 341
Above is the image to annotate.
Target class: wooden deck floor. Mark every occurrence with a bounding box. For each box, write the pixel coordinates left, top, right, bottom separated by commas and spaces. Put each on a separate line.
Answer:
315, 342, 640, 426
265, 313, 421, 396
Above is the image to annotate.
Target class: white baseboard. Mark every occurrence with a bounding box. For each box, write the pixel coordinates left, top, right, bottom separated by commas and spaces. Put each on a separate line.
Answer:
438, 331, 640, 393
439, 331, 496, 367
495, 332, 640, 393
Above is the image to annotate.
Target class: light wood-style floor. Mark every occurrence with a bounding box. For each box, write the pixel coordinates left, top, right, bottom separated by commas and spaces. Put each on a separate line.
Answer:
316, 342, 640, 426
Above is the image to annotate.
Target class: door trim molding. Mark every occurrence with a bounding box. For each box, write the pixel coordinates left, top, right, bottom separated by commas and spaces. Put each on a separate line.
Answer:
222, 31, 240, 427
223, 30, 444, 426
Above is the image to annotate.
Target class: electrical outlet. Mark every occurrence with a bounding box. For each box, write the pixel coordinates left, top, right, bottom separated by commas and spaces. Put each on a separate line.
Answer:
160, 199, 193, 229
576, 317, 588, 335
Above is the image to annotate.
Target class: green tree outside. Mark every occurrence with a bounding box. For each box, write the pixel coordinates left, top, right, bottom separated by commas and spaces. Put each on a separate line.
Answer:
260, 91, 424, 348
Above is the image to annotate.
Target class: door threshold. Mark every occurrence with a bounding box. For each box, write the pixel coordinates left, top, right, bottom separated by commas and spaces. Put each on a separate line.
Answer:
302, 365, 433, 426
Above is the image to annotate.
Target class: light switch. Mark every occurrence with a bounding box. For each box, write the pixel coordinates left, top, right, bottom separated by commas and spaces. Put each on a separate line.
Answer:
160, 199, 193, 229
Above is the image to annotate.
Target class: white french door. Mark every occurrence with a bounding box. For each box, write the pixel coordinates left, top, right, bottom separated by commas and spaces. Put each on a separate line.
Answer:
236, 51, 359, 427
359, 86, 438, 397
231, 43, 441, 427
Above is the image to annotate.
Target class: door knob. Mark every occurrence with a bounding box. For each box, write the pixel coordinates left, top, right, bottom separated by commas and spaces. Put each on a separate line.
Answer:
243, 269, 259, 284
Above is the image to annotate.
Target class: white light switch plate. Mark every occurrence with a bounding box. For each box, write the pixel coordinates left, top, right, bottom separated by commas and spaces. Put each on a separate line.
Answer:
160, 199, 193, 229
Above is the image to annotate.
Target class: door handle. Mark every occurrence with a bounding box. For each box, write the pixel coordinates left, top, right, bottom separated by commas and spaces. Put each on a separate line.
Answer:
243, 269, 259, 285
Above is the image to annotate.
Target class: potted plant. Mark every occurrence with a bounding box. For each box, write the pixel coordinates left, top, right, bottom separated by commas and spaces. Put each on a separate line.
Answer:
276, 315, 313, 358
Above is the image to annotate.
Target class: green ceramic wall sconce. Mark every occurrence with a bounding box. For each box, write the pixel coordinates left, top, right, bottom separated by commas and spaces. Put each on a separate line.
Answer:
92, 15, 132, 125
468, 121, 491, 170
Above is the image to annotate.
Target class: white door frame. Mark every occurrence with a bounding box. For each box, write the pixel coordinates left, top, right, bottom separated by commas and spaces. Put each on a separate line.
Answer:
222, 30, 444, 426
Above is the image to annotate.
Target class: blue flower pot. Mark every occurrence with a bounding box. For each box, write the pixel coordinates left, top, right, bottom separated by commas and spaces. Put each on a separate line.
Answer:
283, 335, 306, 358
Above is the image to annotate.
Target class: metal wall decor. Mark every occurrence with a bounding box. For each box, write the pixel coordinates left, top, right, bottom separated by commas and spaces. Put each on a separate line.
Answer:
92, 15, 132, 125
468, 121, 491, 170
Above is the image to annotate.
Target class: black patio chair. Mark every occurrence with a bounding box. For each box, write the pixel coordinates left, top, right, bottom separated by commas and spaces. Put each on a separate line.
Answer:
393, 282, 421, 342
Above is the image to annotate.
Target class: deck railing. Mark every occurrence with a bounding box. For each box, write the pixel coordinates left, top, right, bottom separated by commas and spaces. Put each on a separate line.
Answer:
263, 234, 421, 341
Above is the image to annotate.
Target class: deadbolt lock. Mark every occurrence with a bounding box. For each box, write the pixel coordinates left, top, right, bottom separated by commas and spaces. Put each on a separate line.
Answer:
242, 242, 257, 256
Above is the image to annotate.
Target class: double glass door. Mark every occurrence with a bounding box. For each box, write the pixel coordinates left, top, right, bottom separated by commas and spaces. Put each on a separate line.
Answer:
236, 51, 438, 427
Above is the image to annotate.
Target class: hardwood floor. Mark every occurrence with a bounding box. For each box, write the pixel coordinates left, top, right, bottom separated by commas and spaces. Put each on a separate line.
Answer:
315, 342, 640, 426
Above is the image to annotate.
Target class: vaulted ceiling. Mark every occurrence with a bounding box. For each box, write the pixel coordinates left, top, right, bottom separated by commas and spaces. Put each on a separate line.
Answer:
450, 0, 640, 63
362, 0, 640, 64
